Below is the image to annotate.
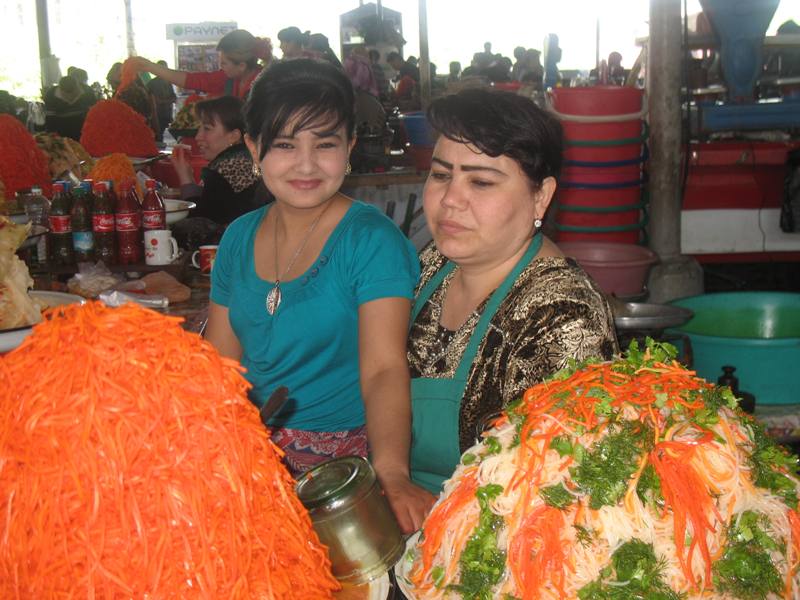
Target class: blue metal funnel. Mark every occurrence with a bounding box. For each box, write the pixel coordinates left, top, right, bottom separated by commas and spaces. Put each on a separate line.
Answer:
699, 0, 779, 102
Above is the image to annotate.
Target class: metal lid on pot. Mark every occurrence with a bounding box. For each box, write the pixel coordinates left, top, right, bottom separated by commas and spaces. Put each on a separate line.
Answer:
295, 456, 376, 513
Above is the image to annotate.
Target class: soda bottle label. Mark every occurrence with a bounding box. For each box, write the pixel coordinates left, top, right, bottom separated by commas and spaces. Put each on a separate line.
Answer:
48, 215, 72, 233
115, 212, 141, 231
73, 231, 94, 253
142, 210, 166, 230
92, 214, 115, 232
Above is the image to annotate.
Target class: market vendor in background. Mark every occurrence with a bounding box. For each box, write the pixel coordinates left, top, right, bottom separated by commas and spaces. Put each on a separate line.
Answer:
277, 26, 310, 60
43, 74, 96, 140
170, 95, 267, 227
404, 89, 618, 497
205, 59, 429, 533
132, 30, 271, 100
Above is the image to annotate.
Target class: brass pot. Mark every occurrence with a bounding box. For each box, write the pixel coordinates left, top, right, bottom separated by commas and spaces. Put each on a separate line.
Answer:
295, 456, 404, 585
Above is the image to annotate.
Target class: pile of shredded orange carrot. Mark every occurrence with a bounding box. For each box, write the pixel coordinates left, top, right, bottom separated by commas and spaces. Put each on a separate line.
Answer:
0, 301, 340, 599
80, 99, 158, 158
88, 152, 141, 197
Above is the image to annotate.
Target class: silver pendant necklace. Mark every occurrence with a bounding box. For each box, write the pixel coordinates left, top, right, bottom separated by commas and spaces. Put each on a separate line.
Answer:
266, 202, 332, 315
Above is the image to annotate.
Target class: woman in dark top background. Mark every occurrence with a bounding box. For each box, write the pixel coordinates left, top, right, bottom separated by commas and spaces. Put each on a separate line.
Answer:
171, 95, 268, 226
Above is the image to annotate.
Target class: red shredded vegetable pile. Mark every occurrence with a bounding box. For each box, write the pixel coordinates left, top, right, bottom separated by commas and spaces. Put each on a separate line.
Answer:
0, 301, 340, 599
80, 99, 158, 158
0, 114, 51, 198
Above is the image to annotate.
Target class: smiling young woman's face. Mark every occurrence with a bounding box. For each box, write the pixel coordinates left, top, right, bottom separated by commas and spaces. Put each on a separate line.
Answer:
250, 115, 354, 209
423, 136, 554, 268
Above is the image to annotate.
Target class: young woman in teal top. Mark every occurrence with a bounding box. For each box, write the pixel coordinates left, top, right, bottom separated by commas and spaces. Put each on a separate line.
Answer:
205, 59, 432, 533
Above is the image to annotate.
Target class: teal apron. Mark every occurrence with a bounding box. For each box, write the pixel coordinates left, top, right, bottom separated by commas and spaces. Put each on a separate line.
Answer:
409, 234, 543, 494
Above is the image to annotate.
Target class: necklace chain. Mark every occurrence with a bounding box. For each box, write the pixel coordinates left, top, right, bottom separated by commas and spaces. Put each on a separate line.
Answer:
266, 202, 333, 315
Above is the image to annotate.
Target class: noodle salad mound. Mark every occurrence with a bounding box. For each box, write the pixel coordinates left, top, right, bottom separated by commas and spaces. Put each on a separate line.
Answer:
401, 340, 800, 600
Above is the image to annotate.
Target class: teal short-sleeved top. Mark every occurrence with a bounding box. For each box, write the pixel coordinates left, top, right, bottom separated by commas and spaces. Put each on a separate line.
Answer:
211, 201, 420, 431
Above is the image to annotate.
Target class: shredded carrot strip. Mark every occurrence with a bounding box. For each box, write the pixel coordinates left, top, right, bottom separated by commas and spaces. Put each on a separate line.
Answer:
650, 433, 721, 591
508, 505, 567, 600
116, 58, 140, 96
411, 468, 478, 587
0, 302, 340, 598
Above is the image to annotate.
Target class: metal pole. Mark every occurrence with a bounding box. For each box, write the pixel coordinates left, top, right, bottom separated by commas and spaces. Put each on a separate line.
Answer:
596, 18, 600, 73
124, 0, 136, 57
35, 0, 59, 90
646, 0, 703, 302
648, 0, 682, 260
35, 0, 51, 59
418, 0, 431, 111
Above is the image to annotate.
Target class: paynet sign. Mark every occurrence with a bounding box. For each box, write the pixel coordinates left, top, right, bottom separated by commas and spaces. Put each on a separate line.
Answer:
166, 22, 238, 42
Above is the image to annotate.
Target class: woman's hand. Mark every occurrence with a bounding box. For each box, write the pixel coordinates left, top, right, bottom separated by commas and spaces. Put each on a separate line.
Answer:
377, 469, 436, 534
170, 146, 195, 186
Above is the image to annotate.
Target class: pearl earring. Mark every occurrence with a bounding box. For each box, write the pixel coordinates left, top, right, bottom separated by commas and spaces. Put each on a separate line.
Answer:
534, 218, 542, 229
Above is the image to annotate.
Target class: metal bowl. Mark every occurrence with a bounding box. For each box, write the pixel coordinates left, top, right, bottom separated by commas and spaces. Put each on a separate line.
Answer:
613, 302, 694, 331
165, 199, 196, 225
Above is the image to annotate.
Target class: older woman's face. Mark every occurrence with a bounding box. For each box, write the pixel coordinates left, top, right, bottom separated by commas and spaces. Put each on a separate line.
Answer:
423, 136, 554, 268
195, 115, 241, 161
219, 51, 247, 79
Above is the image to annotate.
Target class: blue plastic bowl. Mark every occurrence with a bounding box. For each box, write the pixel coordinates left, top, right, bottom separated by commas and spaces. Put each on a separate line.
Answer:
400, 112, 436, 147
668, 292, 800, 405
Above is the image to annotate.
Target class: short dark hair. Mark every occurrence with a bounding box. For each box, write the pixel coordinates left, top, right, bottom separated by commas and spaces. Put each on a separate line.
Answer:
194, 95, 245, 135
244, 59, 355, 161
277, 26, 307, 46
368, 49, 380, 62
426, 88, 562, 186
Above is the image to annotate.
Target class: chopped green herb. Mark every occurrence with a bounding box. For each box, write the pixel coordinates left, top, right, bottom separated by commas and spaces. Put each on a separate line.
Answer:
461, 452, 477, 466
431, 565, 445, 588
636, 463, 662, 506
484, 437, 502, 455
550, 435, 574, 457
588, 387, 616, 417
577, 539, 679, 600
713, 511, 782, 600
452, 484, 506, 599
747, 421, 799, 507
571, 421, 654, 509
614, 338, 678, 375
541, 482, 574, 510
574, 524, 594, 547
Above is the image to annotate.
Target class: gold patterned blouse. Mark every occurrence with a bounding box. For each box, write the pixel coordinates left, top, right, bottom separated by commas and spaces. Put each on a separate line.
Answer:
408, 242, 619, 453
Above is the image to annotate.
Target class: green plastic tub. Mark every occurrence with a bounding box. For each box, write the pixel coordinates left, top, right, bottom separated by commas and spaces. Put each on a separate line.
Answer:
668, 292, 800, 405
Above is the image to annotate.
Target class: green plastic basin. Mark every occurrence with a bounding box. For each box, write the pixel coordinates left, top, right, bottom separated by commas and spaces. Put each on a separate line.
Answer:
668, 292, 800, 405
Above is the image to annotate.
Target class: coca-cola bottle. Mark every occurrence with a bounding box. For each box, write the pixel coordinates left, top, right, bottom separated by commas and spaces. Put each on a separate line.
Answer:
115, 179, 143, 265
48, 182, 75, 265
71, 183, 94, 262
92, 181, 116, 265
141, 179, 166, 231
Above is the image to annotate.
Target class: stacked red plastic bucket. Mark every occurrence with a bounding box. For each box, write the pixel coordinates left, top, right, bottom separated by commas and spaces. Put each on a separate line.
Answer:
550, 87, 647, 244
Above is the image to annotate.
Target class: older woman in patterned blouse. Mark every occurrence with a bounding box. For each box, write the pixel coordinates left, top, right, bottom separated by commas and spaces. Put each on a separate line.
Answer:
399, 88, 618, 512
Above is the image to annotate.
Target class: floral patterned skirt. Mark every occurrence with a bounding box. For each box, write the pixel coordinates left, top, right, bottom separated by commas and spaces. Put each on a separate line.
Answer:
271, 425, 368, 478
